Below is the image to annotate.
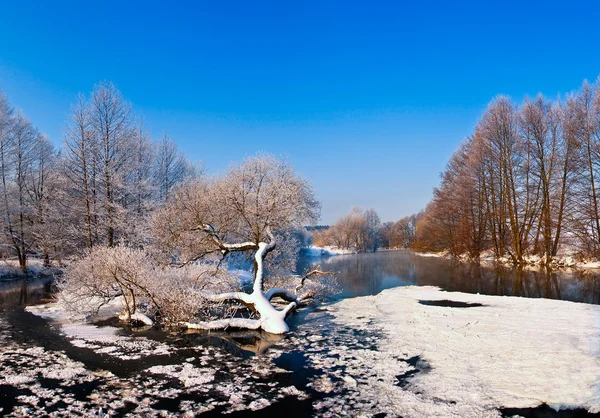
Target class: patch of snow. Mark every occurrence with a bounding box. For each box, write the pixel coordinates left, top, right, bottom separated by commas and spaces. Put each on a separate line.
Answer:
330, 286, 600, 416
578, 260, 600, 269
413, 251, 449, 259
119, 311, 154, 326
0, 258, 60, 277
305, 245, 356, 257
61, 323, 120, 342
27, 302, 174, 360
145, 364, 215, 387
2, 374, 36, 385
248, 398, 271, 411
26, 303, 82, 322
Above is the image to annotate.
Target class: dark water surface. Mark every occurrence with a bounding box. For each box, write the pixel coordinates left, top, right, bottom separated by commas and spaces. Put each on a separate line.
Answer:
298, 250, 600, 305
0, 276, 55, 312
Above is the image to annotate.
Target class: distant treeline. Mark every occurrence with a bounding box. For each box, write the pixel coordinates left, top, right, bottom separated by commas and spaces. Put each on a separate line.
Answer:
312, 207, 389, 252
404, 77, 600, 265
0, 82, 197, 272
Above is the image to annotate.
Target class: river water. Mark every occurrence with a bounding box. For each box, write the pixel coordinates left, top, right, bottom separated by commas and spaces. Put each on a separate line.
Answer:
298, 250, 600, 304
0, 252, 598, 416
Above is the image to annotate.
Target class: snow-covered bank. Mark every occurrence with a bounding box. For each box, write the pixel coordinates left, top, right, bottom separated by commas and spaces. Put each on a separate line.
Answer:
330, 286, 600, 417
304, 245, 356, 257
0, 259, 61, 278
27, 300, 173, 360
411, 251, 448, 259
411, 249, 600, 270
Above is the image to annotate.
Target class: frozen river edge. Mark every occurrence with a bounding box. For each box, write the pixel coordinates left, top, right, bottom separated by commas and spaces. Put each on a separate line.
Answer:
1, 285, 599, 417
329, 286, 600, 417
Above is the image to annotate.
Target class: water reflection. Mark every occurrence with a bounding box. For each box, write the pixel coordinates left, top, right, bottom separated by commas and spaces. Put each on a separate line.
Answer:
0, 277, 55, 311
297, 250, 600, 305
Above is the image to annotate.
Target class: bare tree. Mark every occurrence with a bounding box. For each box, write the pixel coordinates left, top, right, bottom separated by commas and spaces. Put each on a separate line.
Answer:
154, 133, 194, 202
151, 155, 331, 333
63, 94, 97, 249
27, 134, 57, 265
412, 77, 600, 264
314, 207, 382, 252
90, 81, 135, 247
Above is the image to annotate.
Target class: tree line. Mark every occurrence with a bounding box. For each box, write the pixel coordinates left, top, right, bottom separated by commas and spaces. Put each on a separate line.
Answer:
312, 207, 384, 252
0, 82, 196, 272
410, 77, 600, 266
311, 207, 428, 253
1, 81, 338, 332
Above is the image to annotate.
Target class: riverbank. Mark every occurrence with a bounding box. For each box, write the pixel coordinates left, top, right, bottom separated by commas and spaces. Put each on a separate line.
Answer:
3, 252, 600, 416
303, 246, 356, 257
330, 285, 600, 416
411, 249, 600, 271
0, 259, 62, 282
12, 283, 600, 417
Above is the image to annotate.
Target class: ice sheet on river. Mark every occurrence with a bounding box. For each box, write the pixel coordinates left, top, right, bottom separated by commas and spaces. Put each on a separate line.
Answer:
329, 285, 600, 416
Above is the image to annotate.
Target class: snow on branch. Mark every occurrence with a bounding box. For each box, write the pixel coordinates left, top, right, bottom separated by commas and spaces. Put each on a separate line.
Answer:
183, 318, 262, 331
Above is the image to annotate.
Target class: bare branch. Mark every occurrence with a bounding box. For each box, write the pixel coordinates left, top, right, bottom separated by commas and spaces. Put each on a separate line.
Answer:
296, 269, 336, 292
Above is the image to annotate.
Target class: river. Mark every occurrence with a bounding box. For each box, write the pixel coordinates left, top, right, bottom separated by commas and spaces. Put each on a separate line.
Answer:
0, 251, 598, 416
299, 249, 600, 304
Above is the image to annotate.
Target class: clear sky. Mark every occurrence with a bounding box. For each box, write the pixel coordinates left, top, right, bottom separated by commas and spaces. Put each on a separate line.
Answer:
1, 0, 599, 224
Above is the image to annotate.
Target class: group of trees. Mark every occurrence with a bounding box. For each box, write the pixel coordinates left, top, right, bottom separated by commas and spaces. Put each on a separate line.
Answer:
413, 77, 600, 265
0, 94, 54, 271
0, 82, 195, 272
312, 207, 382, 252
60, 155, 337, 333
385, 213, 422, 249
0, 82, 337, 333
312, 208, 425, 252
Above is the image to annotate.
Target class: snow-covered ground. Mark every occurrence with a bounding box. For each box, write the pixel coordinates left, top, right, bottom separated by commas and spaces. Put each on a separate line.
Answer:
10, 281, 600, 416
304, 245, 356, 257
330, 286, 600, 417
0, 259, 61, 277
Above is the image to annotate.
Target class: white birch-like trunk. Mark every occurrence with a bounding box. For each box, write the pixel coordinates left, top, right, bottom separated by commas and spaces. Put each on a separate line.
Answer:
184, 241, 297, 334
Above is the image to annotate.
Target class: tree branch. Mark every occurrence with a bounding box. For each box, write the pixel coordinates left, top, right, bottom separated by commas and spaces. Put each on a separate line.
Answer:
182, 318, 262, 330
265, 287, 298, 302
191, 223, 258, 252
198, 291, 253, 305
296, 269, 336, 292
281, 301, 297, 318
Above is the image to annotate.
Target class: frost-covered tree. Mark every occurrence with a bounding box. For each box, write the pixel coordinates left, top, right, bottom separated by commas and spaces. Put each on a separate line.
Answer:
0, 97, 57, 272
152, 155, 335, 333
313, 207, 382, 252
61, 83, 167, 250
62, 94, 98, 249
90, 81, 136, 247
154, 134, 195, 202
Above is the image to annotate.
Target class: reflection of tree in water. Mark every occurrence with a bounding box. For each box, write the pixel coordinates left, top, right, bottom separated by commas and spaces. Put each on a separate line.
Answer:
299, 251, 600, 304
0, 278, 54, 310
181, 329, 285, 356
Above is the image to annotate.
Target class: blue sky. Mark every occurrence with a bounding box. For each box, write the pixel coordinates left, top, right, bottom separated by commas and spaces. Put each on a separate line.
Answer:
1, 0, 599, 223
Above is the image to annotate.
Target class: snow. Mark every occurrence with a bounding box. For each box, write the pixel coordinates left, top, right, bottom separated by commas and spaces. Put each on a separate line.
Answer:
413, 248, 600, 270
27, 301, 174, 360
578, 260, 600, 269
145, 364, 214, 387
413, 251, 449, 258
305, 245, 356, 257
330, 286, 600, 416
119, 311, 154, 326
0, 258, 60, 277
